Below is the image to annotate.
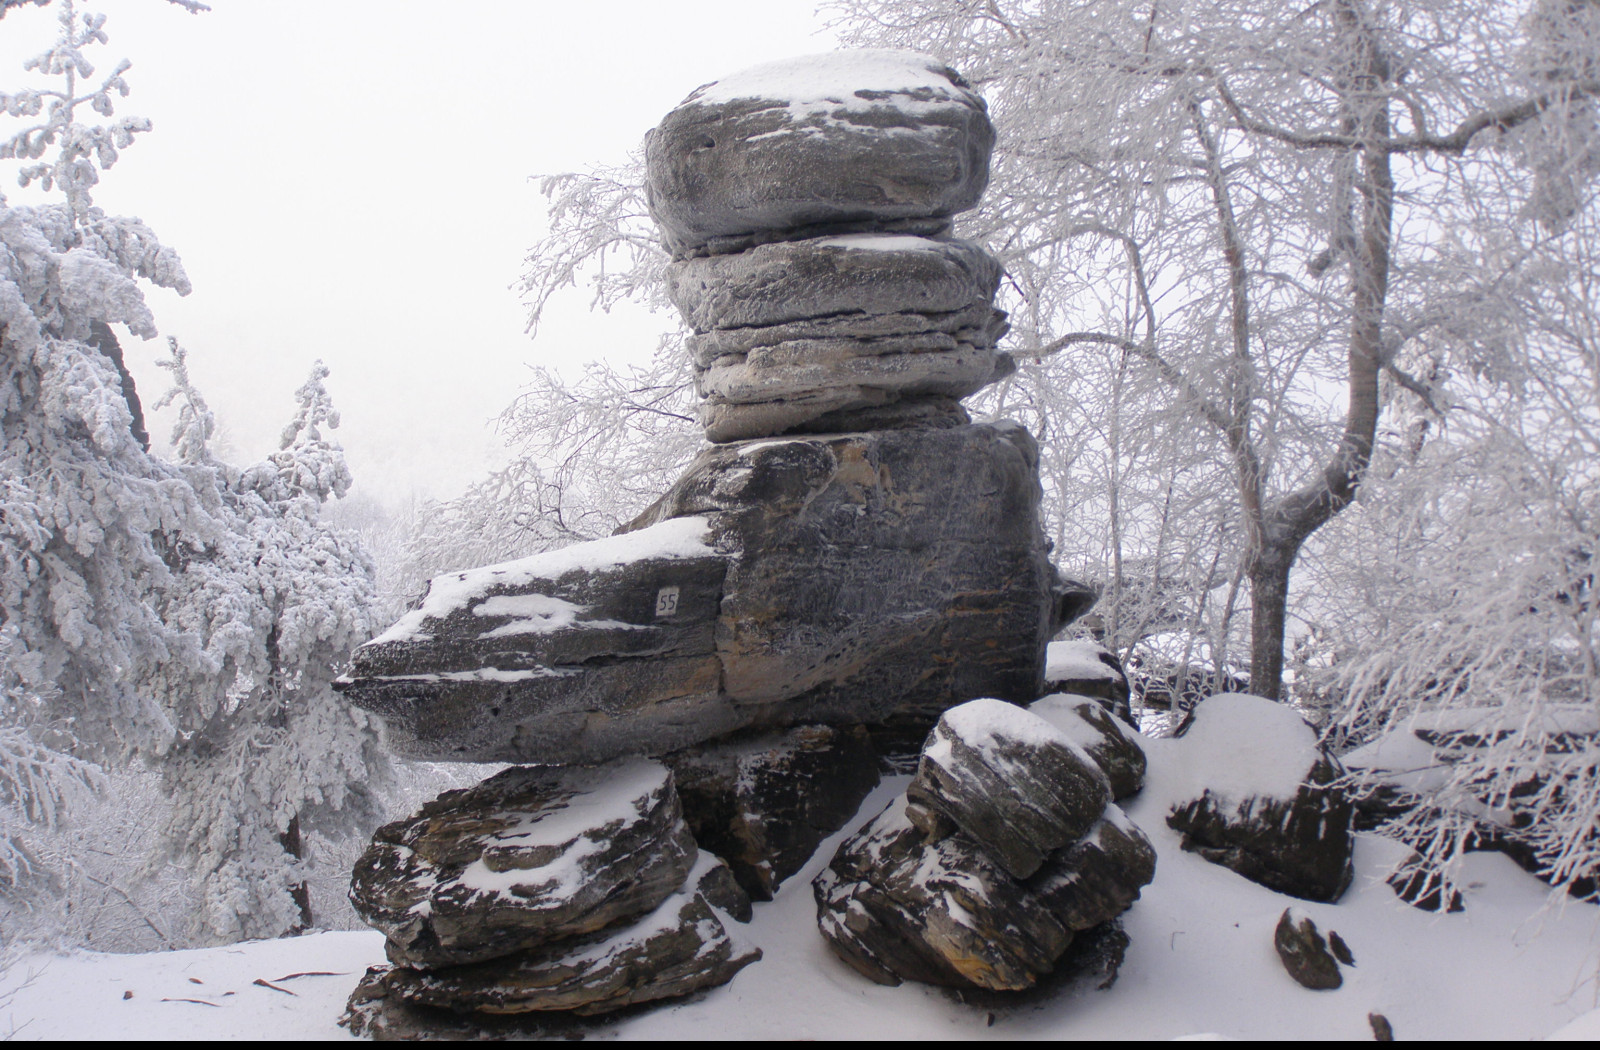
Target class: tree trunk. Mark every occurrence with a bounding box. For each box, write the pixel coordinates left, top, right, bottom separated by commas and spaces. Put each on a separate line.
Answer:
1247, 553, 1294, 700
279, 812, 313, 935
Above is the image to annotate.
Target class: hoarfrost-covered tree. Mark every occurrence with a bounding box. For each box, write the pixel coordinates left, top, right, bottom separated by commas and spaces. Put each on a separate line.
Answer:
828, 0, 1600, 700
2, 0, 387, 944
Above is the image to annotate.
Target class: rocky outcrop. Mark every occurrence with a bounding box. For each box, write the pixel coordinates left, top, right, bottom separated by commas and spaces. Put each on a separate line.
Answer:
816, 699, 1155, 992
1163, 694, 1354, 903
663, 724, 880, 900
644, 50, 993, 258
1029, 693, 1147, 800
342, 424, 1061, 765
350, 759, 699, 968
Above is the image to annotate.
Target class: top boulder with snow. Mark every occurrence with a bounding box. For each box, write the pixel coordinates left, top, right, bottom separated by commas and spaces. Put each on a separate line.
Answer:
645, 50, 994, 258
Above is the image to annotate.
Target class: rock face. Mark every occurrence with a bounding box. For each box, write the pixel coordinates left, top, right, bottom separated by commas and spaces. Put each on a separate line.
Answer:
645, 50, 994, 258
905, 698, 1111, 879
663, 724, 880, 900
815, 699, 1155, 991
350, 759, 698, 968
1029, 693, 1147, 800
1163, 694, 1354, 903
343, 424, 1063, 765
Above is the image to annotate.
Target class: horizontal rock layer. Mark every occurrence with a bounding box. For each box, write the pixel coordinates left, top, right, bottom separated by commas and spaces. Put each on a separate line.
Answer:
645, 50, 994, 258
349, 759, 696, 968
341, 423, 1062, 765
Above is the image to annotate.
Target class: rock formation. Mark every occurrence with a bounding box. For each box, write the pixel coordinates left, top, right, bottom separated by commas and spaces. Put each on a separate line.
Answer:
815, 699, 1155, 991
344, 760, 759, 1029
1163, 694, 1354, 902
337, 49, 1075, 765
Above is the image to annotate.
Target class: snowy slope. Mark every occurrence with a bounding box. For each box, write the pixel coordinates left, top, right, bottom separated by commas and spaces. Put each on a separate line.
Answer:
5, 769, 1600, 1040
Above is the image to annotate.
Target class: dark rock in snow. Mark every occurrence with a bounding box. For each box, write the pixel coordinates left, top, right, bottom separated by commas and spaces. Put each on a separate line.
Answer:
380, 855, 760, 1017
349, 759, 697, 968
814, 795, 1154, 992
1042, 639, 1132, 725
1164, 694, 1355, 903
1369, 1012, 1396, 1040
905, 698, 1112, 879
813, 800, 1073, 990
1028, 807, 1157, 931
663, 724, 880, 900
644, 50, 994, 258
1029, 693, 1147, 800
1273, 908, 1345, 990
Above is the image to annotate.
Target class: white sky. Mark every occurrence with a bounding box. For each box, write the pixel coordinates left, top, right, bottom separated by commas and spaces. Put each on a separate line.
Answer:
0, 0, 839, 505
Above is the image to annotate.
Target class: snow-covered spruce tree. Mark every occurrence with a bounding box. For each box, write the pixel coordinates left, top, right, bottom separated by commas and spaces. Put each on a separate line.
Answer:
2, 0, 389, 944
150, 349, 392, 941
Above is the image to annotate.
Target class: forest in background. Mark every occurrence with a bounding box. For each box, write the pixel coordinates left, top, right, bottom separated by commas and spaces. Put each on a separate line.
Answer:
3, 0, 1600, 955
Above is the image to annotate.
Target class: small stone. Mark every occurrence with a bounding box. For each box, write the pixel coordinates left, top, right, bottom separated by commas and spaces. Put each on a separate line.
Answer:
1273, 908, 1344, 991
1369, 1012, 1395, 1041
907, 698, 1111, 879
349, 759, 697, 968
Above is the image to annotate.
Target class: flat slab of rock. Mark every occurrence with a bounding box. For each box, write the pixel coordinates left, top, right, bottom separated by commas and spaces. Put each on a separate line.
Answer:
337, 516, 738, 765
645, 50, 994, 258
906, 698, 1112, 879
1030, 693, 1147, 800
349, 759, 696, 967
1163, 694, 1354, 902
1030, 806, 1157, 931
381, 854, 760, 1016
667, 236, 1002, 333
664, 725, 880, 900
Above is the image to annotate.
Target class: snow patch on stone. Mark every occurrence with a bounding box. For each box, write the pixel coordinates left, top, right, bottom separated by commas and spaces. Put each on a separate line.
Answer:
688, 49, 964, 113
1045, 639, 1120, 682
1144, 693, 1320, 810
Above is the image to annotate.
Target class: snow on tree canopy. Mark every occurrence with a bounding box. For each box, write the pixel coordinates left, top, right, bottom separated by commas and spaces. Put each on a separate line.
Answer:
684, 49, 973, 116
372, 515, 715, 645
1156, 694, 1321, 807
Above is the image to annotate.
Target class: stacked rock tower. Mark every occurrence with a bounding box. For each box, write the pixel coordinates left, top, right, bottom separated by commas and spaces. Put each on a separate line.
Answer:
339, 51, 1094, 1032
337, 51, 1083, 766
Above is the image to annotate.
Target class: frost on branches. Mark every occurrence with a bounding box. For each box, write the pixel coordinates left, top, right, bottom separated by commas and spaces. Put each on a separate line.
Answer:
2, 0, 387, 946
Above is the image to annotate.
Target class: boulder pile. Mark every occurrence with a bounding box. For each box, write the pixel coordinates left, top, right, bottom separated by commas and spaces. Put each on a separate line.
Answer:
815, 699, 1155, 991
336, 49, 1077, 766
343, 759, 759, 1035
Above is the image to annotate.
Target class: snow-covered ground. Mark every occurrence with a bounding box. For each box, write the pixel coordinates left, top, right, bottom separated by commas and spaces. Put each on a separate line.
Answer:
6, 765, 1600, 1040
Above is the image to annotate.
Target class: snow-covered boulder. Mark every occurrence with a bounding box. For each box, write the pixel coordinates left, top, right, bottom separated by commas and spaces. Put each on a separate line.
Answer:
667, 235, 1010, 442
645, 50, 994, 258
905, 699, 1112, 879
376, 854, 760, 1016
1043, 639, 1133, 724
1030, 692, 1147, 800
814, 796, 1154, 992
1159, 694, 1354, 902
663, 724, 880, 901
349, 759, 699, 968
